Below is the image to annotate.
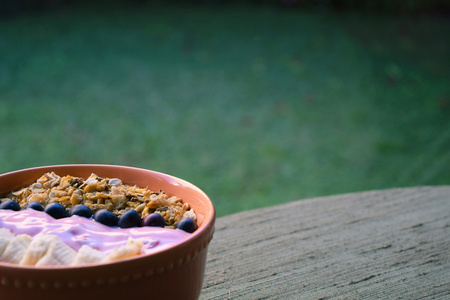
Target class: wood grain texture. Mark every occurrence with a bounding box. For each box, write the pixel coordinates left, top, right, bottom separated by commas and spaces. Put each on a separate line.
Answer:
200, 186, 450, 299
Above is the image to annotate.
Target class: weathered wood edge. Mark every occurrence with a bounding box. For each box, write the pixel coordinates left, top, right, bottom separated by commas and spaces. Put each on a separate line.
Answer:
200, 186, 450, 299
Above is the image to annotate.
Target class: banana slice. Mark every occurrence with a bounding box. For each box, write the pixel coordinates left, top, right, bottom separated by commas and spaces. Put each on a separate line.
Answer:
0, 234, 32, 264
104, 238, 143, 262
0, 230, 144, 266
36, 237, 77, 266
0, 228, 14, 256
73, 245, 104, 266
20, 234, 59, 266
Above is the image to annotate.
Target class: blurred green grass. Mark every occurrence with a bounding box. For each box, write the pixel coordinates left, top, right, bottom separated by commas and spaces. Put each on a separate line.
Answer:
1, 3, 449, 216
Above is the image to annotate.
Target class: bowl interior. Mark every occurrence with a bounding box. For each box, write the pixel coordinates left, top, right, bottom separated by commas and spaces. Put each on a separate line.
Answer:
0, 164, 214, 228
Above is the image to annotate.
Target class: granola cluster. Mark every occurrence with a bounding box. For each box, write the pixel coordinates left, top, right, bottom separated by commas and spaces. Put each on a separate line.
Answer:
5, 172, 196, 228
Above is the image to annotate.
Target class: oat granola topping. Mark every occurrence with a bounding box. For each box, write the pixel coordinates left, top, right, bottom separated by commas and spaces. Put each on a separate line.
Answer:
5, 172, 196, 229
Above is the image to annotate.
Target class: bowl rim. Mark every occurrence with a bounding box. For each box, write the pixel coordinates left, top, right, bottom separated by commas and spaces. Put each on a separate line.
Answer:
0, 164, 215, 271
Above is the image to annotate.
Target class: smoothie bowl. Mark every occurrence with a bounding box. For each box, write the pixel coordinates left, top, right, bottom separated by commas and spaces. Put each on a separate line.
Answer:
0, 165, 215, 300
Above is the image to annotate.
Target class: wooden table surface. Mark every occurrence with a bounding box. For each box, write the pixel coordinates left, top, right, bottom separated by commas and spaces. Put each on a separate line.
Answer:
200, 186, 450, 299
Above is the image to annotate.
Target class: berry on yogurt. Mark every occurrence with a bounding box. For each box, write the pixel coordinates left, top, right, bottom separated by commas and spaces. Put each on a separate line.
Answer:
69, 204, 92, 218
0, 199, 21, 211
118, 209, 142, 228
143, 213, 165, 228
176, 218, 198, 233
44, 203, 68, 219
94, 209, 119, 227
22, 201, 44, 211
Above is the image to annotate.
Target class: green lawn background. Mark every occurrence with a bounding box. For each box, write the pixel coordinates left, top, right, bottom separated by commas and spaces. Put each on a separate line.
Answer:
1, 3, 449, 216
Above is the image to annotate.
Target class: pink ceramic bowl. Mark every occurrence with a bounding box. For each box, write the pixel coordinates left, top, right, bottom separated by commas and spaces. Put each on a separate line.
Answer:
0, 165, 215, 300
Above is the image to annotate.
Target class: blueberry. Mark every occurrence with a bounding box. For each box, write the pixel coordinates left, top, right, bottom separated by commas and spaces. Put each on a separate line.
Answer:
0, 200, 21, 211
142, 213, 165, 228
44, 203, 68, 219
118, 209, 142, 228
94, 209, 119, 227
22, 201, 44, 211
69, 204, 92, 218
175, 218, 198, 233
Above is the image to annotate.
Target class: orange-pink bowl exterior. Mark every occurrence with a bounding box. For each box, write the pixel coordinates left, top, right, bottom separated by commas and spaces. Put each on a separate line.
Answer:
0, 165, 215, 300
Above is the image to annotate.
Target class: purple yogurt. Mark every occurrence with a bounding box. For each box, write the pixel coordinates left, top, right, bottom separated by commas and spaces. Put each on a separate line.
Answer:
0, 209, 190, 255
